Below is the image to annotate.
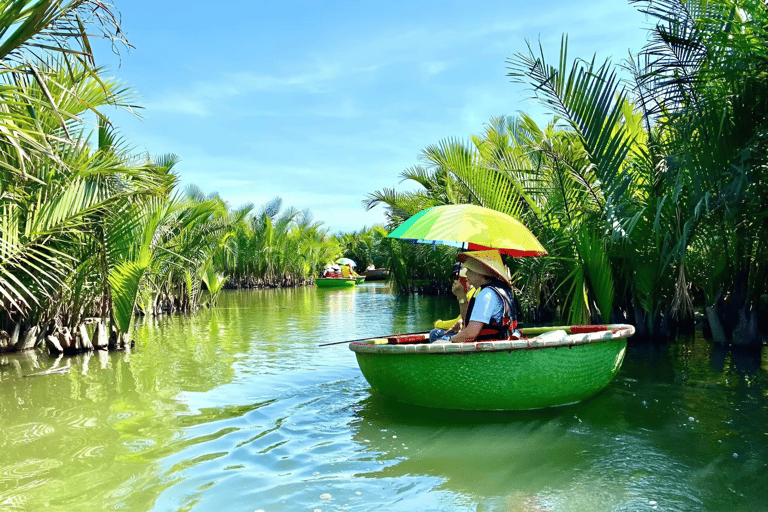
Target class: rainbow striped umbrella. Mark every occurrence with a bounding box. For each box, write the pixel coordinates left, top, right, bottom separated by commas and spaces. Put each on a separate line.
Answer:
387, 204, 546, 257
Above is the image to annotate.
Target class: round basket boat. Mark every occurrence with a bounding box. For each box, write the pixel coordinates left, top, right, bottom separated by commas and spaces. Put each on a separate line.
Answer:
316, 277, 356, 288
349, 324, 634, 411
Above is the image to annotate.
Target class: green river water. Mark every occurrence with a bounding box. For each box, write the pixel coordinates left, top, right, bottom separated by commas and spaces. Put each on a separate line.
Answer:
1, 284, 767, 512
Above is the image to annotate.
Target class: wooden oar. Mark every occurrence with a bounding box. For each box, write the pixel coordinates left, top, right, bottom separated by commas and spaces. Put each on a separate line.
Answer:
319, 332, 429, 347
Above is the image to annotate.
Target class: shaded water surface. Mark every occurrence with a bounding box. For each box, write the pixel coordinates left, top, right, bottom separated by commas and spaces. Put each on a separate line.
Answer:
1, 285, 766, 511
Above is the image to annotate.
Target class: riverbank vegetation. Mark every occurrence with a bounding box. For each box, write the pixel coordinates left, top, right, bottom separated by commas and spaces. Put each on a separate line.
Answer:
3, 0, 765, 354
213, 195, 341, 289
367, 0, 768, 345
0, 1, 343, 355
336, 226, 390, 273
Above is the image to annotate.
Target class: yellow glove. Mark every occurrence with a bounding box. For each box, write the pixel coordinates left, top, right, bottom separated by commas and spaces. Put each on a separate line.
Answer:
434, 316, 462, 329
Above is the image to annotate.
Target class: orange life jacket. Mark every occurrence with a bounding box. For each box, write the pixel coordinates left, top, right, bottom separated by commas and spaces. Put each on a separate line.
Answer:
465, 282, 517, 341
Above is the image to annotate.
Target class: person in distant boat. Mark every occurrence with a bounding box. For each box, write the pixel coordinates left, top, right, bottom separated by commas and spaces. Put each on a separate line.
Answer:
429, 263, 478, 342
447, 250, 521, 343
322, 265, 341, 278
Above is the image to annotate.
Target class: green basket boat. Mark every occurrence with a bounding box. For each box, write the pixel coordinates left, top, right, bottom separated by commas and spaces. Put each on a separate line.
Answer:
349, 324, 634, 411
316, 277, 357, 288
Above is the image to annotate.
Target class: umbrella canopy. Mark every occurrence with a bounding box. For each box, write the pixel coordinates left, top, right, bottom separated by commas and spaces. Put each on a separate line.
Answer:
387, 204, 546, 257
336, 257, 357, 267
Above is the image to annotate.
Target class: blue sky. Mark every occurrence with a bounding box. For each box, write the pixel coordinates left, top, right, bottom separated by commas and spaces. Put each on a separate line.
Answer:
97, 0, 651, 233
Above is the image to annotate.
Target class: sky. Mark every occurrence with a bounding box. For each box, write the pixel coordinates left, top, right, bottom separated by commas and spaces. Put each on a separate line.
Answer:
95, 0, 652, 234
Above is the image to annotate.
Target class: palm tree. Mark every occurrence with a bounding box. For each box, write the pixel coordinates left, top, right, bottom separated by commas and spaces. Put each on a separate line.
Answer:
0, 0, 128, 177
213, 197, 339, 288
628, 0, 768, 343
338, 226, 390, 272
506, 0, 767, 339
1, 57, 169, 351
0, 1, 140, 350
364, 0, 767, 341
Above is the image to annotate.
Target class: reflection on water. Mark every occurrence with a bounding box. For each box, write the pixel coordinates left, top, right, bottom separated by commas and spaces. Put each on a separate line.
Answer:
0, 286, 766, 512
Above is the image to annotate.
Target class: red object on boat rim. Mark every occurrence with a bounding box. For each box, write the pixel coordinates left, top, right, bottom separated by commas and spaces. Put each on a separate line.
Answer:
569, 325, 609, 334
387, 334, 429, 344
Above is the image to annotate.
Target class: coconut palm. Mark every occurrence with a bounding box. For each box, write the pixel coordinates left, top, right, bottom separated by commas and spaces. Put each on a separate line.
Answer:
338, 226, 390, 272
212, 197, 339, 288
0, 1, 140, 347
365, 0, 767, 340
628, 0, 768, 342
126, 190, 232, 321
1, 58, 168, 349
0, 0, 127, 177
507, 34, 697, 330
366, 112, 619, 323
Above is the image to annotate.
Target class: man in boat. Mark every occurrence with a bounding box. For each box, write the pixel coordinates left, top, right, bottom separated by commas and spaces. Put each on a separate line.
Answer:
447, 250, 520, 343
429, 263, 479, 342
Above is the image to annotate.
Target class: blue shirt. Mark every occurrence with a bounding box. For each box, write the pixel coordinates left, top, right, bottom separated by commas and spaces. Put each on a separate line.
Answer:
467, 287, 505, 325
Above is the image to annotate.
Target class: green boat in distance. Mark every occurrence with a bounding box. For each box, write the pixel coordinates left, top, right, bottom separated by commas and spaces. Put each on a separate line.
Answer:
316, 277, 356, 288
349, 324, 634, 411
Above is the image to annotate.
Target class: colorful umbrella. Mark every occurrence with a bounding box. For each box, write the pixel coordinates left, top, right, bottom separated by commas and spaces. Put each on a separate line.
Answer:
336, 257, 357, 267
387, 204, 547, 257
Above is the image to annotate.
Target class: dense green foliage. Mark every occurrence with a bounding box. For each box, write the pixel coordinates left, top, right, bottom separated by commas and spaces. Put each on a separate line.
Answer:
0, 1, 342, 353
211, 195, 341, 289
367, 0, 768, 342
334, 226, 388, 270
3, 0, 765, 351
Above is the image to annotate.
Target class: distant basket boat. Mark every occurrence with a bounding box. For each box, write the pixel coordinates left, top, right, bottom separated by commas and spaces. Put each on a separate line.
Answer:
316, 277, 356, 288
349, 324, 634, 410
363, 268, 390, 281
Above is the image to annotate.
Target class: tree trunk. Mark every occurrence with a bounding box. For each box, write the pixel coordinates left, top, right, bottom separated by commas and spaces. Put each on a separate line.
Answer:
78, 324, 93, 351
9, 323, 20, 347
34, 324, 48, 349
652, 311, 670, 338
115, 330, 132, 350
731, 307, 763, 346
15, 326, 38, 351
46, 335, 64, 354
706, 306, 728, 344
93, 319, 109, 349
633, 308, 649, 339
57, 327, 73, 352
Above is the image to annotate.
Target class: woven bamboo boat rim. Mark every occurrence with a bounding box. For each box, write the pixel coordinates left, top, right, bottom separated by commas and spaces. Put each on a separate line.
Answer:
349, 324, 635, 355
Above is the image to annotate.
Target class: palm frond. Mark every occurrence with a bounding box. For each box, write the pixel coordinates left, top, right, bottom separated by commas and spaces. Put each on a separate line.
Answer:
508, 36, 637, 210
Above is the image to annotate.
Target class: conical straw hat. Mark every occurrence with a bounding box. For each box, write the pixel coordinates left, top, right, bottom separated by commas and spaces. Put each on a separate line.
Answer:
457, 250, 510, 285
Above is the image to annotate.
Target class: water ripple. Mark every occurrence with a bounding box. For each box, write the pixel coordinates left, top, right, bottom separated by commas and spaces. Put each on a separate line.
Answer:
7, 422, 54, 445
1, 292, 766, 512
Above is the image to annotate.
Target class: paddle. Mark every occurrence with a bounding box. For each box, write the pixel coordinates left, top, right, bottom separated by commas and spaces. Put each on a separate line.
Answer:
318, 332, 429, 346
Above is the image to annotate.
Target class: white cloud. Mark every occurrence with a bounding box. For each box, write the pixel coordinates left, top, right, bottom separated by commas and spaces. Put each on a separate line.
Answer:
141, 17, 528, 119
146, 59, 369, 117
423, 61, 451, 75
148, 94, 211, 117
104, 0, 653, 234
